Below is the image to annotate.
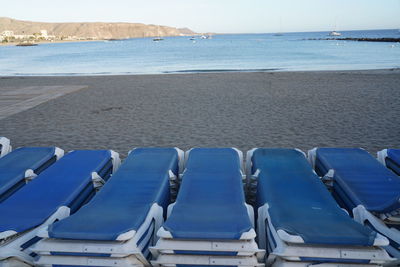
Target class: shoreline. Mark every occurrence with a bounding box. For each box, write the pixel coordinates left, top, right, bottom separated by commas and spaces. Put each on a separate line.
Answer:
1, 68, 399, 78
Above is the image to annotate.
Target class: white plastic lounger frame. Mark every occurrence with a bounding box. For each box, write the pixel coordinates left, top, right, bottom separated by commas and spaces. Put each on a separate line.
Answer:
270, 257, 382, 267
0, 137, 11, 158
377, 149, 388, 166
34, 203, 163, 263
151, 254, 264, 267
0, 257, 32, 267
36, 254, 144, 266
0, 150, 119, 266
354, 205, 400, 259
0, 206, 70, 266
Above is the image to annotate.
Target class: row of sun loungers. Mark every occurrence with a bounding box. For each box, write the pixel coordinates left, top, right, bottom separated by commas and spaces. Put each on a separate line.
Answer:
0, 138, 400, 266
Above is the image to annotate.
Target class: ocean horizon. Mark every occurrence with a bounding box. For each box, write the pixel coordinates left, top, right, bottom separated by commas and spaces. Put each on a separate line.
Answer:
0, 29, 399, 76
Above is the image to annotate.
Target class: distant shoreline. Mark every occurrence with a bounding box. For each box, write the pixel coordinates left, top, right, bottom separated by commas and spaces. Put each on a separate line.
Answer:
1, 68, 399, 77
0, 39, 102, 47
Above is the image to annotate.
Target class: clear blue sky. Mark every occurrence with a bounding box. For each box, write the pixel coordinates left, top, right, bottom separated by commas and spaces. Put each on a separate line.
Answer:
2, 0, 399, 33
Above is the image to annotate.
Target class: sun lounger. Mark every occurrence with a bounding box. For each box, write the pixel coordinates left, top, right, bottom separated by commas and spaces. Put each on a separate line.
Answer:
151, 148, 264, 267
248, 148, 392, 266
309, 147, 400, 260
378, 149, 400, 176
0, 146, 63, 202
0, 137, 11, 157
0, 149, 120, 266
32, 147, 183, 267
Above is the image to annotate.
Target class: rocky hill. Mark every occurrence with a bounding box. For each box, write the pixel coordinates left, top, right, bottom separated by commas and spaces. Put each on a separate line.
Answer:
0, 17, 196, 39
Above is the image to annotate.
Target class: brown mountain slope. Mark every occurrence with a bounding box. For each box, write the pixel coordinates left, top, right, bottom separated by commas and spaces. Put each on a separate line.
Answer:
0, 17, 196, 39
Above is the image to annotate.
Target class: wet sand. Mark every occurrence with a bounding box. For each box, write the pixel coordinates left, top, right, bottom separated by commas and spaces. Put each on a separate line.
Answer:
0, 70, 399, 157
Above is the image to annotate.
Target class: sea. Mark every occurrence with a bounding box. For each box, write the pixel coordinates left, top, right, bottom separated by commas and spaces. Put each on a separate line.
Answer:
0, 29, 399, 76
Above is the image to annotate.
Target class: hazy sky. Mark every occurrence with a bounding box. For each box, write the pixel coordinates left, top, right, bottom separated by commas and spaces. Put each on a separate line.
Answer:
2, 0, 399, 33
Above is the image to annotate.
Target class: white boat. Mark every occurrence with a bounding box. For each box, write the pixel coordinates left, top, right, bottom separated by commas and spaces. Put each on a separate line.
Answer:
329, 31, 342, 36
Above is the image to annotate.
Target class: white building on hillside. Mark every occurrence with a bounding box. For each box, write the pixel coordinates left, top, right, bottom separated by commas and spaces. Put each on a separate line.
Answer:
40, 30, 48, 38
1, 30, 14, 37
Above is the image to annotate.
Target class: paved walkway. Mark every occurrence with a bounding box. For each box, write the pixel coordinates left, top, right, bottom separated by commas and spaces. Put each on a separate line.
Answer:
0, 85, 87, 120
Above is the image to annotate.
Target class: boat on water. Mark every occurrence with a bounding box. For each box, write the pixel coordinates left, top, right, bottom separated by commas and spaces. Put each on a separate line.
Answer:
16, 42, 38, 47
329, 31, 342, 36
153, 25, 164, 41
189, 37, 196, 40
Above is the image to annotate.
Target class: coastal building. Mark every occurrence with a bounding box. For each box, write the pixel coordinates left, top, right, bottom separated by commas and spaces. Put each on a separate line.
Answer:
40, 30, 48, 38
1, 30, 14, 37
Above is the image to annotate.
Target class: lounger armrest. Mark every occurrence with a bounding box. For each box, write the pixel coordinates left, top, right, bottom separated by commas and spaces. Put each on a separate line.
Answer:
239, 228, 256, 240
54, 147, 64, 160
307, 147, 318, 168
0, 230, 18, 240
91, 172, 105, 189
377, 149, 388, 166
174, 147, 185, 174
24, 169, 37, 182
110, 150, 121, 173
353, 205, 395, 246
0, 137, 11, 157
321, 169, 335, 187
276, 229, 305, 244
245, 148, 257, 178
374, 233, 390, 246
157, 227, 173, 238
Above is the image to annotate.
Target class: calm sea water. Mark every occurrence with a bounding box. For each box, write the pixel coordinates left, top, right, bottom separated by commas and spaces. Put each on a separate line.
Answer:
0, 29, 399, 76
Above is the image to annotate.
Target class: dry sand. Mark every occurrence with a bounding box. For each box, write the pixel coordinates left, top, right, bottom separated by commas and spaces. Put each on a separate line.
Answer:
0, 70, 399, 157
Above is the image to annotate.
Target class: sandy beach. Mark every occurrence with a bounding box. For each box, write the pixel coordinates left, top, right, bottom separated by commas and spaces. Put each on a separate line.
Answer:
0, 69, 399, 157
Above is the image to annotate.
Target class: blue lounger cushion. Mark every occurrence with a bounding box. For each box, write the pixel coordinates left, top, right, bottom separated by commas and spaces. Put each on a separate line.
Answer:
0, 147, 59, 202
47, 148, 179, 241
163, 148, 252, 240
0, 150, 112, 236
314, 148, 400, 214
385, 149, 400, 176
251, 148, 378, 246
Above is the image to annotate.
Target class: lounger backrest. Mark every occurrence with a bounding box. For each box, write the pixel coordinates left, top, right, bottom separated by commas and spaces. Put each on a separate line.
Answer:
0, 147, 58, 202
179, 148, 245, 205
84, 147, 178, 209
315, 148, 400, 213
47, 148, 179, 240
185, 148, 242, 174
0, 150, 112, 234
252, 148, 327, 208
